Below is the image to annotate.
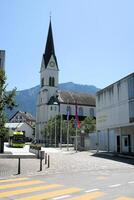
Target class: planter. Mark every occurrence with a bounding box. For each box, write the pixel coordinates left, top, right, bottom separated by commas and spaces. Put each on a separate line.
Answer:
29, 144, 41, 158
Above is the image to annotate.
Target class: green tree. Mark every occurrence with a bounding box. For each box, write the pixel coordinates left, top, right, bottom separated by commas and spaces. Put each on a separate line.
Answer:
0, 69, 16, 153
81, 117, 96, 134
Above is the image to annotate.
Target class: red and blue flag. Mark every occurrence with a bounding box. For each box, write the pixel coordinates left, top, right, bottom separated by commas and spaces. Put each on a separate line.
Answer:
75, 104, 80, 129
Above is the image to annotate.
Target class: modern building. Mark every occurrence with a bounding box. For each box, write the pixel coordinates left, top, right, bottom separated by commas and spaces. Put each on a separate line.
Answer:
36, 20, 96, 142
0, 50, 5, 70
10, 111, 35, 127
96, 73, 134, 153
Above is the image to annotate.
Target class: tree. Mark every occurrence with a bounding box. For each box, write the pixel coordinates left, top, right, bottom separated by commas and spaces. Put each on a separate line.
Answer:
43, 116, 81, 146
81, 117, 96, 134
0, 69, 16, 153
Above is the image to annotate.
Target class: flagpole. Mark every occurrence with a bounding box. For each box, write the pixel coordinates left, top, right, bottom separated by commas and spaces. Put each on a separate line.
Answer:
55, 116, 56, 148
67, 117, 69, 151
76, 126, 78, 153
67, 100, 69, 151
60, 114, 62, 149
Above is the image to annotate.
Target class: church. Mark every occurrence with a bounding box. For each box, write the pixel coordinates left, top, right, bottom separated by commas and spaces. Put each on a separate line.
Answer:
36, 20, 96, 143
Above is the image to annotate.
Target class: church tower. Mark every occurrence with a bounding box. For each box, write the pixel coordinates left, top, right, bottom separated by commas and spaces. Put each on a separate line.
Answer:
36, 20, 59, 141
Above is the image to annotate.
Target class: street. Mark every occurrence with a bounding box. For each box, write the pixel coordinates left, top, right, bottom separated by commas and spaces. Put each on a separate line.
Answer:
0, 145, 134, 199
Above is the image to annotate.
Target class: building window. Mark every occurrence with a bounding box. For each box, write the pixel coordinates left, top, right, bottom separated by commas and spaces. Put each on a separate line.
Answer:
66, 106, 71, 115
129, 100, 134, 123
49, 77, 51, 86
50, 106, 52, 111
128, 75, 134, 99
79, 107, 83, 116
49, 77, 55, 87
90, 108, 94, 117
52, 77, 55, 86
41, 78, 44, 87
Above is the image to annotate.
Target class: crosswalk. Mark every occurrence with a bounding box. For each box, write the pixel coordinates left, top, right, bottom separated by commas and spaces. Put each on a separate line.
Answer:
0, 177, 133, 200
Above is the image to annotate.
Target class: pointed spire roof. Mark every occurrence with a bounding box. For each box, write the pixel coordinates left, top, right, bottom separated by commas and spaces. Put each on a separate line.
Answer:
43, 20, 58, 68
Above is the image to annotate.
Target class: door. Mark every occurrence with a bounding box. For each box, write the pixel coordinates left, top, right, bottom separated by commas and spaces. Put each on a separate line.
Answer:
122, 136, 129, 153
117, 135, 120, 153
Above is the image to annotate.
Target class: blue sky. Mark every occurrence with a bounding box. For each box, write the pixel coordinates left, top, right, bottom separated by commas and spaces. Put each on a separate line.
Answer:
1, 0, 134, 90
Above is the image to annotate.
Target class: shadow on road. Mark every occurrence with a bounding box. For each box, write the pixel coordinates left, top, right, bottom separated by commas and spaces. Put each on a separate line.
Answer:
92, 152, 134, 166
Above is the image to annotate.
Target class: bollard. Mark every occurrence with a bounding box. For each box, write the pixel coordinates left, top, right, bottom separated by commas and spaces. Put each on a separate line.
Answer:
45, 153, 47, 165
18, 158, 21, 174
39, 151, 44, 171
48, 155, 50, 168
40, 157, 42, 171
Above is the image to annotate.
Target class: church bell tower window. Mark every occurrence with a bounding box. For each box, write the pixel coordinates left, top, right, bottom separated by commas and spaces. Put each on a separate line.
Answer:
41, 78, 44, 87
49, 77, 55, 87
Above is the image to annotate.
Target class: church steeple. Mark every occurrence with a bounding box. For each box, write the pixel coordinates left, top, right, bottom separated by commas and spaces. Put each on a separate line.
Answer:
43, 20, 58, 68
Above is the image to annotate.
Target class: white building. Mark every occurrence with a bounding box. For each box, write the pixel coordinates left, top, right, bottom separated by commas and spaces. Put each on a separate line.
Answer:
5, 123, 34, 141
96, 73, 134, 153
36, 20, 96, 143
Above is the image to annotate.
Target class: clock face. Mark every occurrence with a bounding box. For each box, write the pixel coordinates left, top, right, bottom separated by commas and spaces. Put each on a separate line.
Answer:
50, 61, 55, 67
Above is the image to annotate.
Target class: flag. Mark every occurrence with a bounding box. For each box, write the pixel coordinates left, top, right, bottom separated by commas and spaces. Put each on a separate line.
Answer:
67, 109, 69, 121
75, 103, 80, 129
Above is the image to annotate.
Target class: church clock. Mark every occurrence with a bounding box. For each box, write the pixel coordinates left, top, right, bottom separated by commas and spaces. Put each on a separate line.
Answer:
50, 61, 55, 67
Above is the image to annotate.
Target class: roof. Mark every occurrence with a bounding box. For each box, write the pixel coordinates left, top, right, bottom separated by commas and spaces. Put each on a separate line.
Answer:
9, 111, 35, 122
43, 20, 58, 68
58, 91, 96, 106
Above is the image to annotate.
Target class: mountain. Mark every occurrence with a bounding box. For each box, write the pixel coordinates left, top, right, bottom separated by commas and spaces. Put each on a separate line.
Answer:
6, 82, 100, 119
59, 82, 100, 94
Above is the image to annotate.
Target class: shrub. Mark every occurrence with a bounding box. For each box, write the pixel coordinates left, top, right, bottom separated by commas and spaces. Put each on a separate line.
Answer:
30, 143, 41, 151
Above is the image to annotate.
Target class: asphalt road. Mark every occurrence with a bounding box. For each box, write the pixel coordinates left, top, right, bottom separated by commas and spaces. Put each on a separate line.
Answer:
0, 144, 134, 199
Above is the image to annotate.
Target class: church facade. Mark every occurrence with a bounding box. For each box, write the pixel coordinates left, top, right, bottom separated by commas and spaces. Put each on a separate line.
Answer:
36, 20, 96, 142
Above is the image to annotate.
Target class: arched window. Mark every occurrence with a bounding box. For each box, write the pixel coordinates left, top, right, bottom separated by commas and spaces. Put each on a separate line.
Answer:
52, 77, 55, 86
66, 106, 71, 116
49, 77, 55, 86
41, 78, 44, 87
90, 108, 94, 117
49, 77, 52, 86
79, 107, 83, 116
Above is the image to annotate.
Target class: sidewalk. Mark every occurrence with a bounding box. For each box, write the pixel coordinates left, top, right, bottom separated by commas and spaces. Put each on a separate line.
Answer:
0, 143, 36, 158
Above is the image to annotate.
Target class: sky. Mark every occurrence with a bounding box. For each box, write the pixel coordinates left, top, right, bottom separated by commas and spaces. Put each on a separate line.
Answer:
1, 0, 134, 91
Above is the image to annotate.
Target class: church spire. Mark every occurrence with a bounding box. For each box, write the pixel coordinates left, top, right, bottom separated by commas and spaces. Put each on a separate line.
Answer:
43, 19, 58, 68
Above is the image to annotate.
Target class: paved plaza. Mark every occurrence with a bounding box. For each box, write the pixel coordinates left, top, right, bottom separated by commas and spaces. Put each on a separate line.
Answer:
0, 143, 134, 178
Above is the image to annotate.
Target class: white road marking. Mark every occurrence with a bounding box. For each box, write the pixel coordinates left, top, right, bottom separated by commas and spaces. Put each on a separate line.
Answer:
85, 188, 100, 193
128, 181, 134, 184
109, 184, 121, 188
53, 195, 72, 200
